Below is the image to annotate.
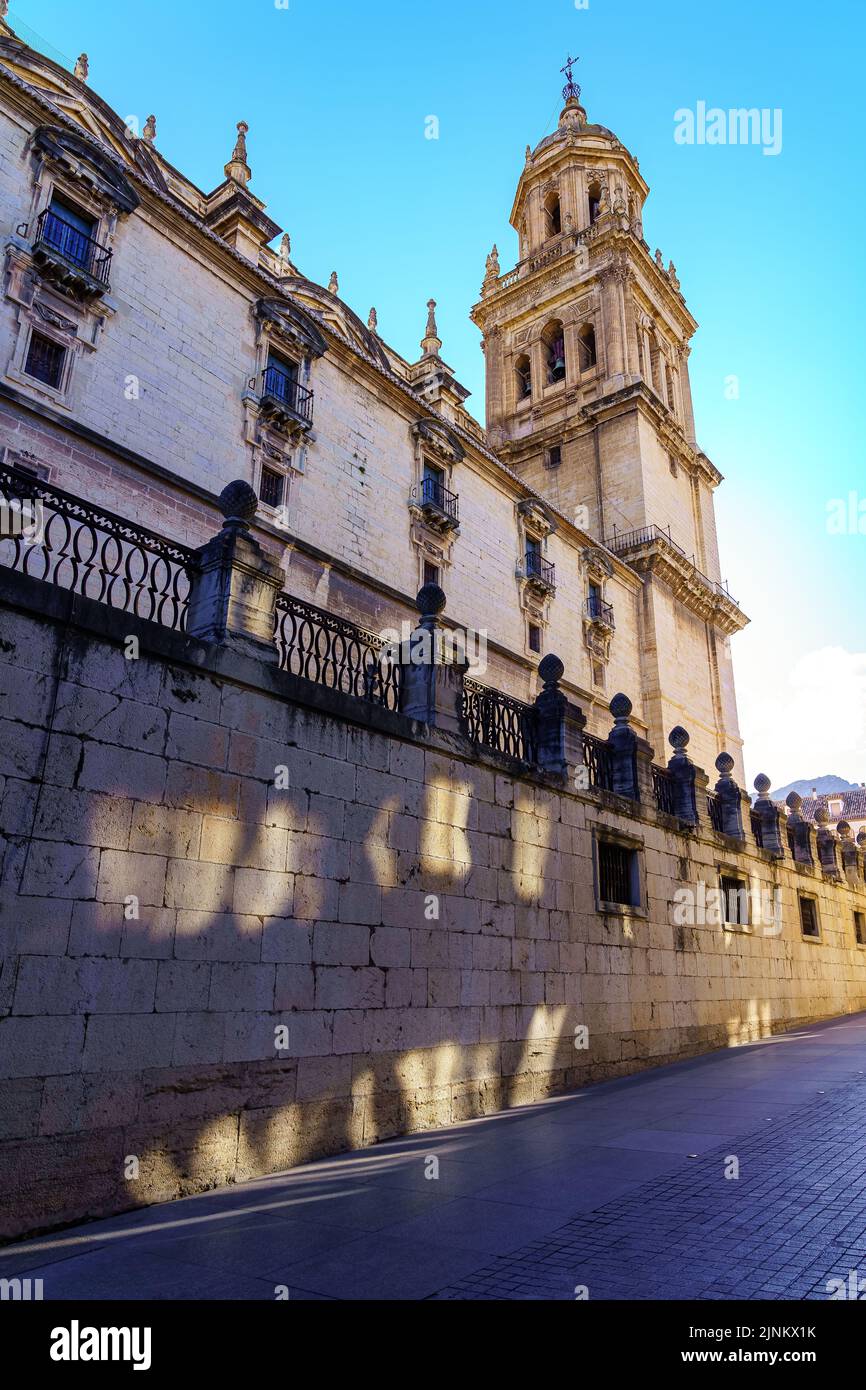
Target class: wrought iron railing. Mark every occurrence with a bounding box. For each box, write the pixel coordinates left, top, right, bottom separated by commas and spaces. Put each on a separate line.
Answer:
261, 363, 314, 424
581, 732, 614, 792
652, 764, 677, 815
707, 792, 725, 834
585, 594, 615, 627
605, 523, 737, 605
33, 208, 112, 286
273, 592, 400, 711
750, 810, 764, 848
525, 549, 556, 588
462, 678, 536, 763
419, 475, 459, 523
0, 463, 193, 630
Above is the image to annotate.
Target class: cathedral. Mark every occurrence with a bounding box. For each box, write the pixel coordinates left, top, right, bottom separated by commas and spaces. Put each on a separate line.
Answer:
0, 16, 744, 778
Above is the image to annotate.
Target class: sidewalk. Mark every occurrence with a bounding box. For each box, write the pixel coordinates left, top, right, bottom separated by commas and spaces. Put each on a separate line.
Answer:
3, 1011, 866, 1300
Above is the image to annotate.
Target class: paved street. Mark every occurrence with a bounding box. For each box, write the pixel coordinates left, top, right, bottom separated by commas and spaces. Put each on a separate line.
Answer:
4, 1012, 866, 1301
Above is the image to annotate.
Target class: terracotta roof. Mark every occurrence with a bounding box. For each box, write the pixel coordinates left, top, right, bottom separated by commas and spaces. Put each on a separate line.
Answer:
802, 789, 866, 822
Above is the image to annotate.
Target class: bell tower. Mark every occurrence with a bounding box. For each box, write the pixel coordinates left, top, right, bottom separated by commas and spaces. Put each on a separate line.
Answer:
472, 59, 748, 775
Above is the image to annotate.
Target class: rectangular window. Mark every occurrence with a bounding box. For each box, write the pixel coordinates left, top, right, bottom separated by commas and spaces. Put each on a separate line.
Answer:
528, 622, 541, 653
259, 466, 284, 509
720, 874, 749, 926
598, 840, 639, 908
855, 911, 866, 946
545, 445, 561, 469
49, 194, 96, 237
24, 331, 66, 389
799, 895, 820, 939
423, 560, 440, 587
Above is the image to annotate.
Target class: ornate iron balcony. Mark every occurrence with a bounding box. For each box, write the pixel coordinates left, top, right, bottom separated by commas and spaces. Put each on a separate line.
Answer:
33, 208, 112, 290
524, 549, 556, 589
260, 363, 314, 426
585, 594, 615, 627
420, 475, 459, 523
606, 523, 738, 606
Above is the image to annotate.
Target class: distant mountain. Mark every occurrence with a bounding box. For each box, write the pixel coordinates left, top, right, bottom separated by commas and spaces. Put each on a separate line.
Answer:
771, 775, 860, 802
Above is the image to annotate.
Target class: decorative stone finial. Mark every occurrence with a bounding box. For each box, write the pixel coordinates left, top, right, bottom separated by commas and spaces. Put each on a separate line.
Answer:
655, 248, 664, 269
142, 115, 157, 144
484, 245, 500, 280
610, 692, 633, 721
715, 752, 735, 778
857, 829, 866, 848
367, 307, 378, 334
415, 583, 446, 619
786, 790, 803, 814
538, 654, 564, 687
668, 726, 690, 751
754, 773, 772, 797
74, 54, 89, 82
327, 271, 339, 295
224, 121, 251, 187
837, 820, 853, 839
814, 803, 830, 826
0, 1, 10, 19
668, 260, 680, 290
525, 143, 532, 163
278, 232, 291, 267
218, 479, 258, 528
421, 298, 441, 356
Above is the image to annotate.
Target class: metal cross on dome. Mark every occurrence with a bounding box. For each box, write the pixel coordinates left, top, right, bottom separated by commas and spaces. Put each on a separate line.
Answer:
560, 54, 581, 102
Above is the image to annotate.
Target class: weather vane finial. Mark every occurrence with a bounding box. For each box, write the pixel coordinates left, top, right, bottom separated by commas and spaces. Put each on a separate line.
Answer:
560, 53, 581, 103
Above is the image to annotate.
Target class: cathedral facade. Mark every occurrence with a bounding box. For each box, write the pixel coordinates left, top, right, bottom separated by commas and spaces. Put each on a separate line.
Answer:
0, 15, 745, 777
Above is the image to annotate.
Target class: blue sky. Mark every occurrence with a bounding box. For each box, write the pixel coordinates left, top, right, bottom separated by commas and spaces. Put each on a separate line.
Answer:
9, 0, 866, 787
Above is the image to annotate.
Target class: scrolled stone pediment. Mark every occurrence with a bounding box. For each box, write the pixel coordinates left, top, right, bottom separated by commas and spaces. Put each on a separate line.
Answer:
254, 297, 328, 359
32, 125, 139, 214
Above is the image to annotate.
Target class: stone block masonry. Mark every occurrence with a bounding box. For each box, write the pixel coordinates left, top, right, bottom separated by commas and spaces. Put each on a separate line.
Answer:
1, 565, 865, 1240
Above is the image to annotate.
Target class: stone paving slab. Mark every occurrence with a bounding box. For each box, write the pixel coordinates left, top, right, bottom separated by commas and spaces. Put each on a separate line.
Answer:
3, 1012, 866, 1300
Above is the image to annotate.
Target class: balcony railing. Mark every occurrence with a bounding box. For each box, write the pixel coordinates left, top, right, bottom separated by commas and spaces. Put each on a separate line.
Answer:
33, 207, 112, 287
524, 549, 556, 589
419, 475, 459, 524
606, 524, 737, 606
581, 732, 615, 792
707, 792, 725, 834
260, 363, 314, 425
0, 462, 193, 630
585, 594, 615, 627
273, 593, 400, 711
652, 764, 677, 816
462, 678, 536, 763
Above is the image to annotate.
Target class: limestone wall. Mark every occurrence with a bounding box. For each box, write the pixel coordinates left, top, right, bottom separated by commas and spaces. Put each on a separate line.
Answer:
1, 569, 865, 1241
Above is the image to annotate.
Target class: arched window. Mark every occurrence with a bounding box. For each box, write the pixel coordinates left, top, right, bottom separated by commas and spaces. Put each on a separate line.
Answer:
515, 354, 532, 400
577, 323, 597, 372
544, 191, 562, 237
542, 320, 566, 384
588, 182, 602, 225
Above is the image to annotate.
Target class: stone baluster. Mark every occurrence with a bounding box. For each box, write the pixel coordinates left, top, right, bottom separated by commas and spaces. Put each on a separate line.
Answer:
533, 654, 586, 778
786, 792, 814, 865
814, 805, 840, 877
667, 726, 700, 825
752, 773, 784, 856
185, 480, 285, 664
713, 752, 747, 839
398, 583, 467, 734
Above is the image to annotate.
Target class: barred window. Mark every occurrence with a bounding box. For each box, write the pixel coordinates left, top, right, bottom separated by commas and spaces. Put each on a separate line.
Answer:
423, 560, 440, 587
598, 839, 639, 908
259, 467, 285, 509
720, 874, 749, 926
799, 896, 820, 939
855, 911, 865, 946
24, 331, 65, 390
